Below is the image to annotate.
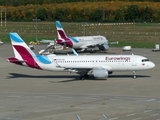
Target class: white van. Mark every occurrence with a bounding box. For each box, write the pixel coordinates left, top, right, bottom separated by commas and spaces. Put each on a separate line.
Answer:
0, 40, 3, 45
122, 46, 132, 51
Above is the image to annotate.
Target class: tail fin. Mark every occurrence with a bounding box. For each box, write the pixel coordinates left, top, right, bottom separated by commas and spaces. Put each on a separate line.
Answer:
9, 33, 34, 59
7, 33, 42, 69
56, 21, 68, 39
55, 21, 74, 47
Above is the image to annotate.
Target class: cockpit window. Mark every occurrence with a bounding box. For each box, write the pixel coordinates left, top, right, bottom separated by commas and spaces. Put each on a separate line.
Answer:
142, 59, 150, 62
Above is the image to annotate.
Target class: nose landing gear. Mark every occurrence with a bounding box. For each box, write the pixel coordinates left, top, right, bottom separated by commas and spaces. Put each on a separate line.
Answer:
133, 71, 136, 79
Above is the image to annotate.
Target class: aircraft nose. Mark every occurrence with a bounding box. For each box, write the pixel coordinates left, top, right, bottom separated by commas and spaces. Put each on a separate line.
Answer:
150, 62, 155, 68
152, 62, 155, 68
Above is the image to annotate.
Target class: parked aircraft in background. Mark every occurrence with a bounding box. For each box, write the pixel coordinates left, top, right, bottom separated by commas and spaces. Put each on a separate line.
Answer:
7, 33, 155, 80
40, 21, 118, 53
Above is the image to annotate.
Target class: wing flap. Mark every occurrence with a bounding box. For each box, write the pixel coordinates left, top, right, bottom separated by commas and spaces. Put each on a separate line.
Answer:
55, 63, 93, 72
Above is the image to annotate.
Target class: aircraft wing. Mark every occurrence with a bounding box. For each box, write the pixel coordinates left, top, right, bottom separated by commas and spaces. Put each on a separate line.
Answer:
56, 64, 93, 72
79, 41, 118, 50
63, 66, 112, 71
80, 43, 102, 49
54, 61, 92, 72
64, 66, 93, 70
55, 61, 112, 74
54, 59, 112, 73
108, 41, 119, 44
64, 66, 93, 75
40, 40, 55, 43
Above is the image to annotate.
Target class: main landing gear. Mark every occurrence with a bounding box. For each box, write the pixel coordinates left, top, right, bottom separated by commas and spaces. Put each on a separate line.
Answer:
90, 49, 96, 53
133, 71, 136, 79
80, 74, 89, 80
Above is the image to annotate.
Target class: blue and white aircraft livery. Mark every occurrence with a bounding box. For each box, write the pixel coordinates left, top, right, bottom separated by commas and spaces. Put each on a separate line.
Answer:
8, 33, 155, 80
41, 21, 118, 52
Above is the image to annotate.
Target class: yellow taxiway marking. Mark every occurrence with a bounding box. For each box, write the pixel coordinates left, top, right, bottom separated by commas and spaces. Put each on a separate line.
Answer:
152, 67, 160, 74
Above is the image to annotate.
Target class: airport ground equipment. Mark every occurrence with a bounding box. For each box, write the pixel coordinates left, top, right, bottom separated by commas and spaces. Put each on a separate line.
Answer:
39, 42, 63, 55
122, 46, 132, 51
152, 44, 160, 52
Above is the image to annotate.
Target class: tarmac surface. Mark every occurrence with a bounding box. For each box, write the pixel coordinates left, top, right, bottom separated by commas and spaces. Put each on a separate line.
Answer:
0, 43, 160, 120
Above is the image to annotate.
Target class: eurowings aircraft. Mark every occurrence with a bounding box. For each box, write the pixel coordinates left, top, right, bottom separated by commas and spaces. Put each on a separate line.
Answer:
40, 21, 118, 53
7, 33, 155, 80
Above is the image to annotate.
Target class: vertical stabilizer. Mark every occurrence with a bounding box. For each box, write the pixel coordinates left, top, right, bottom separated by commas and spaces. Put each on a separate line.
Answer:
8, 33, 42, 69
9, 33, 35, 59
56, 21, 68, 39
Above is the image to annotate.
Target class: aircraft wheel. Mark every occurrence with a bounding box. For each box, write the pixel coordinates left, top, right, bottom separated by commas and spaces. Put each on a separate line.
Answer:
90, 49, 96, 53
80, 76, 85, 80
132, 71, 136, 79
80, 74, 89, 80
133, 75, 136, 79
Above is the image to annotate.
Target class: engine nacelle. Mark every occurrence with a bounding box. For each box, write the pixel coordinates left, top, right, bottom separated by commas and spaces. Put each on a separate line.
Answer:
92, 69, 108, 78
98, 44, 109, 51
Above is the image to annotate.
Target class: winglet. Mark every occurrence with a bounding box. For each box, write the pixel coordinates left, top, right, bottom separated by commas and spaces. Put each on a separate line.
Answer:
72, 48, 79, 56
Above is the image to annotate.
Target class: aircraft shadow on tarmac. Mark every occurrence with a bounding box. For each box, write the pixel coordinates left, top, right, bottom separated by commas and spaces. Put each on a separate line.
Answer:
7, 73, 78, 79
109, 75, 151, 78
54, 75, 152, 83
7, 73, 151, 82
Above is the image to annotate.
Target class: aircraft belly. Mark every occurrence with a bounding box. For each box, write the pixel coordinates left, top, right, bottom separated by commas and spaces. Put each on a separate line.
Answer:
111, 63, 132, 71
73, 43, 81, 48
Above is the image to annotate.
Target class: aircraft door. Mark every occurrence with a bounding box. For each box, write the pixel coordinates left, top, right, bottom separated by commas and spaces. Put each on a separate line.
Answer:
132, 57, 137, 66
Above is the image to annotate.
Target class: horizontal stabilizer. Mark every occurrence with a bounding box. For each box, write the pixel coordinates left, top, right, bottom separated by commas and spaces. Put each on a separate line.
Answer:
7, 57, 25, 65
8, 60, 25, 63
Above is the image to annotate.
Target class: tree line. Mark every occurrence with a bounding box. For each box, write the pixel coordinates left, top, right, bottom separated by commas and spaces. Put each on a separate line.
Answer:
1, 1, 160, 22
0, 0, 159, 7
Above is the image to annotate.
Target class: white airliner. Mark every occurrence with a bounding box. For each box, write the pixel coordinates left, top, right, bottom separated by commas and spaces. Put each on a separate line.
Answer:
7, 33, 155, 80
40, 21, 118, 53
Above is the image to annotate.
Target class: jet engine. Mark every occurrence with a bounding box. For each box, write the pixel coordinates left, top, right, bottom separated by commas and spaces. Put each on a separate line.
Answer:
98, 44, 109, 51
92, 69, 108, 78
